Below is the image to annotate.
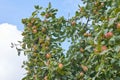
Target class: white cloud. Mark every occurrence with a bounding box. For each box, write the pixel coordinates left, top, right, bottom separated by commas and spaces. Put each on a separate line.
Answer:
0, 23, 26, 80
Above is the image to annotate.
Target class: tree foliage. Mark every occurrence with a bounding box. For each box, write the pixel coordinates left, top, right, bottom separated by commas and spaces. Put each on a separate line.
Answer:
19, 0, 120, 80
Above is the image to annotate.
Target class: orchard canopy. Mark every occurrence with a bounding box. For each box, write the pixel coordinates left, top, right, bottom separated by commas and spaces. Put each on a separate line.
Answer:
17, 0, 120, 80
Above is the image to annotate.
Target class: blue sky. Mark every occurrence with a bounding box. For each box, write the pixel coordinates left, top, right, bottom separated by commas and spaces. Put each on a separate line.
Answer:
0, 0, 82, 80
0, 0, 82, 30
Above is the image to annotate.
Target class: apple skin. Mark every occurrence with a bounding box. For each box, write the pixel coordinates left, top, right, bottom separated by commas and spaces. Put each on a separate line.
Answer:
44, 76, 48, 80
46, 53, 51, 59
27, 23, 32, 27
117, 23, 120, 29
32, 29, 37, 34
105, 32, 113, 38
58, 63, 63, 69
71, 21, 76, 26
80, 48, 84, 53
42, 27, 46, 33
81, 65, 88, 72
45, 13, 49, 18
101, 2, 104, 6
80, 72, 84, 77
101, 46, 107, 51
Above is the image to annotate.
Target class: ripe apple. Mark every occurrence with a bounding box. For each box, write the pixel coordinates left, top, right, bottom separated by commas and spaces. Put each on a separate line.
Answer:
101, 2, 104, 6
32, 26, 37, 30
80, 72, 84, 77
101, 46, 107, 51
44, 76, 48, 80
80, 48, 84, 53
94, 48, 99, 53
71, 21, 76, 26
81, 65, 88, 72
33, 45, 37, 51
88, 33, 91, 37
46, 53, 51, 59
27, 23, 32, 27
93, 9, 97, 14
117, 23, 120, 29
32, 29, 37, 34
58, 63, 63, 69
45, 13, 49, 18
105, 32, 113, 38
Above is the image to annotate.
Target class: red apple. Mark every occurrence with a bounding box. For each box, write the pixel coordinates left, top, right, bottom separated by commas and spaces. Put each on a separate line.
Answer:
46, 53, 51, 59
101, 46, 107, 51
105, 32, 113, 38
58, 63, 63, 69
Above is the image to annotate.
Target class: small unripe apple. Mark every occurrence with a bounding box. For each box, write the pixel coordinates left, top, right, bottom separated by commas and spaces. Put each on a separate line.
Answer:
33, 45, 37, 51
58, 63, 63, 69
42, 27, 46, 33
83, 33, 88, 37
33, 53, 37, 57
39, 38, 44, 44
93, 9, 97, 14
46, 53, 51, 59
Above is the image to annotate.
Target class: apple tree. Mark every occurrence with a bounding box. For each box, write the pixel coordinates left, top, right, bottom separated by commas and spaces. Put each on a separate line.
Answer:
19, 0, 120, 80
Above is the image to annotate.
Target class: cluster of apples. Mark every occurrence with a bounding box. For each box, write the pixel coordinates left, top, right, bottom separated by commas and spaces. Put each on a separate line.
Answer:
79, 65, 88, 77
93, 2, 105, 14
